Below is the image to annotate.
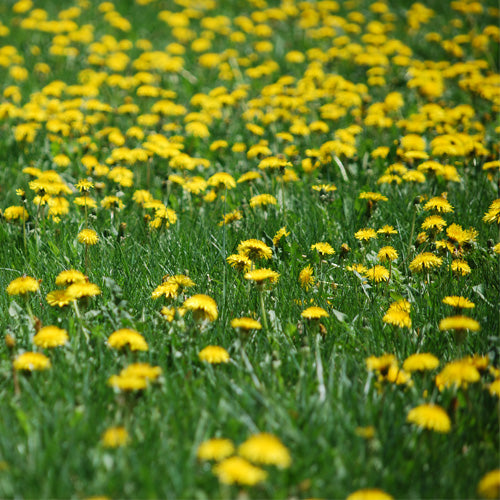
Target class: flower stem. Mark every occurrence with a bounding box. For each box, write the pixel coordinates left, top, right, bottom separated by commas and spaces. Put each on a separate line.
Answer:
259, 289, 269, 331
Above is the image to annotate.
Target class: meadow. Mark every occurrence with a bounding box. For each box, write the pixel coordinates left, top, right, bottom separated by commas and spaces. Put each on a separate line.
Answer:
0, 0, 499, 498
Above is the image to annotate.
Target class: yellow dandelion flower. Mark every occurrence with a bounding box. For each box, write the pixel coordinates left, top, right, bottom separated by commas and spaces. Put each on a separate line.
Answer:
219, 210, 242, 226
151, 282, 179, 300
354, 228, 378, 241
365, 354, 397, 373
244, 268, 280, 284
197, 438, 235, 461
75, 179, 94, 192
46, 289, 75, 307
33, 326, 69, 348
101, 427, 130, 448
65, 282, 101, 299
108, 374, 148, 391
347, 488, 393, 500
237, 239, 272, 260
207, 172, 236, 190
301, 306, 329, 319
77, 229, 99, 245
409, 252, 443, 272
120, 363, 162, 381
226, 254, 252, 272
439, 316, 480, 332
403, 353, 439, 372
407, 404, 451, 433
451, 259, 471, 276
55, 269, 87, 286
107, 329, 149, 351
311, 242, 335, 255
477, 469, 500, 499
442, 296, 475, 309
377, 225, 398, 236
213, 456, 267, 486
299, 265, 316, 290
237, 171, 262, 183
183, 294, 218, 322
312, 183, 337, 193
199, 345, 230, 364
230, 317, 262, 331
4, 206, 29, 221
421, 215, 447, 231
435, 360, 480, 390
383, 308, 411, 328
355, 426, 376, 440
7, 276, 39, 295
238, 433, 291, 468
377, 246, 398, 262
423, 196, 454, 213
14, 352, 51, 371
365, 265, 389, 283
249, 193, 278, 208
359, 191, 388, 202
385, 365, 412, 385
488, 380, 500, 397
272, 227, 289, 245
483, 199, 500, 224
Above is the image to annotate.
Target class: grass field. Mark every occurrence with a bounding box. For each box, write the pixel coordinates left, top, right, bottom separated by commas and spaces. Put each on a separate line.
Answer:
0, 0, 499, 498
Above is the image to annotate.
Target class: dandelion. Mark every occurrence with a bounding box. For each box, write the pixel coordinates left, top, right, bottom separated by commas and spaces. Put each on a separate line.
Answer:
299, 265, 316, 290
75, 179, 94, 192
213, 456, 267, 486
403, 353, 439, 372
77, 229, 99, 245
120, 363, 162, 381
483, 199, 500, 224
272, 227, 289, 246
197, 438, 235, 461
435, 360, 480, 390
442, 296, 475, 309
301, 306, 329, 319
198, 345, 230, 364
244, 268, 280, 285
7, 276, 39, 295
46, 290, 75, 307
346, 488, 394, 500
377, 246, 398, 262
407, 404, 451, 433
451, 259, 471, 276
439, 316, 480, 332
230, 317, 262, 331
219, 210, 242, 226
377, 225, 398, 237
365, 265, 389, 283
385, 365, 412, 385
409, 252, 442, 272
249, 193, 278, 208
383, 308, 411, 328
3, 206, 29, 221
477, 470, 500, 499
108, 374, 148, 391
183, 294, 218, 322
365, 354, 397, 373
237, 239, 272, 260
151, 282, 179, 300
55, 270, 87, 286
238, 433, 291, 468
421, 215, 447, 231
423, 196, 454, 213
65, 282, 101, 299
311, 242, 335, 255
355, 228, 378, 242
101, 427, 130, 448
13, 352, 51, 371
107, 329, 149, 351
226, 254, 252, 272
33, 326, 69, 348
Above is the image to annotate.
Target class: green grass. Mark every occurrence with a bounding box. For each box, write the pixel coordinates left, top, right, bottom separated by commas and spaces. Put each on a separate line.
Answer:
0, 0, 499, 498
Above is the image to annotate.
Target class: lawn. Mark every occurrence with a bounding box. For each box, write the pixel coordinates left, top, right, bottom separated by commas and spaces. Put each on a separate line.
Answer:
0, 0, 499, 498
